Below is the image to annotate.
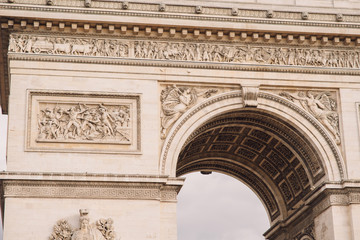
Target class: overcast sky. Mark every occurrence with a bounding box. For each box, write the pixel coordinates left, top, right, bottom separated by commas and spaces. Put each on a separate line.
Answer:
0, 109, 268, 240
178, 172, 269, 240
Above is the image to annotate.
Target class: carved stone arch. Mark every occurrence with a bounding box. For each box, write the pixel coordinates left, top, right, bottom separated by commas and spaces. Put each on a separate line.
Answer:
160, 90, 345, 180
159, 90, 346, 224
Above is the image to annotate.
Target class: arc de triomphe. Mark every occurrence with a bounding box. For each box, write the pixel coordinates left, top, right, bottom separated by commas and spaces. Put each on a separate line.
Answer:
0, 0, 360, 239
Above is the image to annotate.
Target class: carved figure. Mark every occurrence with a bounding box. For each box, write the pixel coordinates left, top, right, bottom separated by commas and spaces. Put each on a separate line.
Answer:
8, 35, 18, 52
49, 209, 116, 240
63, 105, 85, 139
160, 85, 217, 139
37, 103, 131, 143
280, 91, 340, 144
72, 210, 105, 240
10, 34, 360, 70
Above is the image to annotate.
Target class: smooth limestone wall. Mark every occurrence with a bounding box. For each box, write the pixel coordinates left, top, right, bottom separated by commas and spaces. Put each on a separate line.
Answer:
6, 60, 360, 179
3, 198, 177, 240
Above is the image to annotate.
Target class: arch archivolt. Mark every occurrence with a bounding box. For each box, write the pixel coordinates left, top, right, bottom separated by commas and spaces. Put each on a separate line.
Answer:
160, 90, 344, 179
160, 91, 244, 176
159, 89, 346, 224
257, 92, 343, 181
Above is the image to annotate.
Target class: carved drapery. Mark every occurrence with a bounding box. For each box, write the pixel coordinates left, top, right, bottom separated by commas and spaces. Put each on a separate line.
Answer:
49, 209, 116, 240
160, 85, 219, 139
278, 90, 340, 144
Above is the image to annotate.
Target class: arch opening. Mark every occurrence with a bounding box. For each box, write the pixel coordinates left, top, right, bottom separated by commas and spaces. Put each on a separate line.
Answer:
177, 172, 269, 240
176, 109, 327, 223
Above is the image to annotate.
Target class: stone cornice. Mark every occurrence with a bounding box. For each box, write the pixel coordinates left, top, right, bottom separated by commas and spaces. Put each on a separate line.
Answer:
2, 1, 360, 26
264, 181, 360, 239
0, 171, 185, 185
2, 1, 360, 113
2, 3, 360, 36
0, 175, 184, 201
7, 32, 360, 76
1, 180, 181, 201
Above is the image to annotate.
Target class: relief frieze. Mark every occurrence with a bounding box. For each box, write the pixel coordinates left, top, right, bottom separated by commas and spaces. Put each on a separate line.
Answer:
9, 34, 360, 71
37, 103, 131, 144
9, 34, 130, 57
27, 91, 141, 153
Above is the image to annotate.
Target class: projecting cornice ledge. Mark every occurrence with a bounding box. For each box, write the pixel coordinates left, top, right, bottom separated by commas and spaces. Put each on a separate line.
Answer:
0, 172, 185, 201
2, 2, 360, 35
2, 1, 360, 114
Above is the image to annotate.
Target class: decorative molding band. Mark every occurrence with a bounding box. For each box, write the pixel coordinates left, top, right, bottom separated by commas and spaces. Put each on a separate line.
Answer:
10, 54, 360, 76
2, 2, 360, 27
312, 188, 360, 217
7, 33, 360, 76
2, 180, 181, 201
3, 20, 360, 48
0, 171, 174, 182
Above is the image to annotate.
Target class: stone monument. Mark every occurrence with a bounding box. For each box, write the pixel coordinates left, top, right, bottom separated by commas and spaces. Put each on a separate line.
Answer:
0, 0, 360, 239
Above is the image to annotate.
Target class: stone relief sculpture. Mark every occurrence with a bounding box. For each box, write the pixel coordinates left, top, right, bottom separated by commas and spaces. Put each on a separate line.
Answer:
37, 103, 131, 143
134, 41, 360, 69
49, 209, 116, 240
9, 34, 129, 57
280, 91, 340, 144
9, 34, 360, 70
160, 85, 218, 139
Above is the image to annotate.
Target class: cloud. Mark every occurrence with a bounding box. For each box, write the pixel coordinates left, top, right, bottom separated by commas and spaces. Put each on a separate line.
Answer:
177, 172, 269, 240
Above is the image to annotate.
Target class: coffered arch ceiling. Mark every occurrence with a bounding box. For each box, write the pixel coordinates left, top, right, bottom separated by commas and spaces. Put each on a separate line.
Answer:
176, 110, 327, 223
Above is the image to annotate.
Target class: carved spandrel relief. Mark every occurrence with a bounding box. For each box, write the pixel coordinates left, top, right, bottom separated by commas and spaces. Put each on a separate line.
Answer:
160, 85, 236, 139
27, 91, 140, 153
9, 34, 360, 71
278, 90, 340, 144
50, 209, 116, 240
160, 85, 217, 139
37, 103, 131, 144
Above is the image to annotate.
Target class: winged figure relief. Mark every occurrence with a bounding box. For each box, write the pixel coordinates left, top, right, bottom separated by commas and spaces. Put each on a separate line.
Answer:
49, 209, 116, 240
160, 85, 218, 139
279, 91, 340, 144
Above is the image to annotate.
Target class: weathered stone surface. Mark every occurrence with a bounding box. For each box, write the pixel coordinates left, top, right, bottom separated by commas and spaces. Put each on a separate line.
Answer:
1, 0, 360, 240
